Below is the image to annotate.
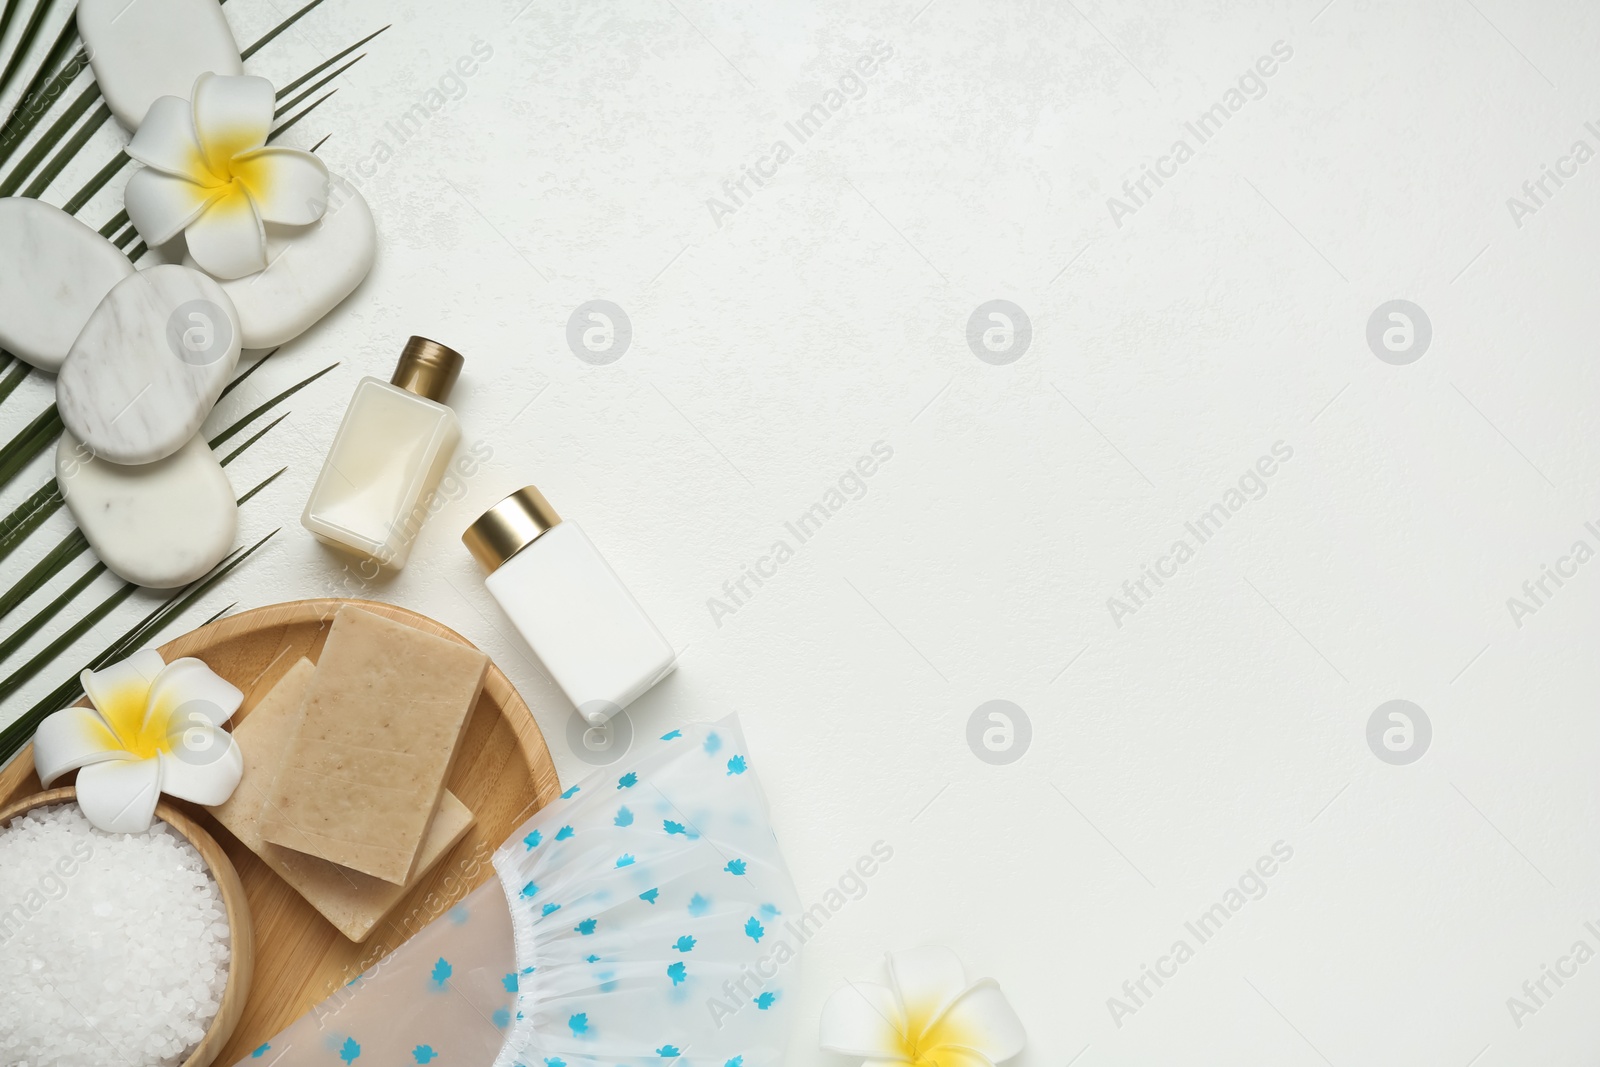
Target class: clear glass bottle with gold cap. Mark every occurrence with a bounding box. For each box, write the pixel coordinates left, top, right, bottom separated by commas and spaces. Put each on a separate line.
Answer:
463, 485, 676, 724
302, 336, 465, 569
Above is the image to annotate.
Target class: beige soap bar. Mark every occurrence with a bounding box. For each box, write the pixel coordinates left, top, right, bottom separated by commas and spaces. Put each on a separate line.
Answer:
210, 657, 477, 941
260, 606, 488, 885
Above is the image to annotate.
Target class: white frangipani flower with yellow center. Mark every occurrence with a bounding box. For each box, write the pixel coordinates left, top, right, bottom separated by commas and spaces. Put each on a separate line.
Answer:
33, 650, 245, 833
124, 72, 330, 280
820, 947, 1026, 1067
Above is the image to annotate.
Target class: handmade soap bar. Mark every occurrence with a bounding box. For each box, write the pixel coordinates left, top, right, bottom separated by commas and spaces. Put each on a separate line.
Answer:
260, 607, 487, 885
210, 658, 476, 942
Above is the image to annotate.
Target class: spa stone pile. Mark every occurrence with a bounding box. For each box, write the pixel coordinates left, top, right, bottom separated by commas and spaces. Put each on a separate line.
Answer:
0, 804, 230, 1066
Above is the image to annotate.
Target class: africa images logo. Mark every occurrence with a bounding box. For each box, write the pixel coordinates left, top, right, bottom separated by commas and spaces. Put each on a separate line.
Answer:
1106, 442, 1294, 628
1105, 41, 1294, 228
705, 41, 895, 228
1106, 841, 1295, 1028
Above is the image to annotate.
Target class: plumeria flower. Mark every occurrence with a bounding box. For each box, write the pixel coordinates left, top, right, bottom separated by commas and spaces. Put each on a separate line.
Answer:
124, 72, 329, 280
820, 947, 1026, 1067
33, 650, 244, 833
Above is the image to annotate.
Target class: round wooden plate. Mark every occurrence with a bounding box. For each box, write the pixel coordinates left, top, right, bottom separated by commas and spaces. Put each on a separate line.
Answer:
0, 598, 563, 1067
0, 787, 254, 1067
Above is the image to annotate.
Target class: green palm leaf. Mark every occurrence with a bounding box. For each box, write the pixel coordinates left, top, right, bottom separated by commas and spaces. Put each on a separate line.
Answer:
9, 13, 80, 117
0, 354, 333, 566
0, 60, 92, 167
0, 482, 60, 559
0, 537, 96, 661
0, 528, 278, 763
0, 0, 24, 48
0, 459, 283, 662
240, 0, 326, 59
0, 0, 382, 762
0, 404, 61, 491
0, 0, 54, 95
12, 100, 109, 198
268, 90, 338, 142
0, 406, 294, 630
0, 355, 28, 407
280, 24, 388, 96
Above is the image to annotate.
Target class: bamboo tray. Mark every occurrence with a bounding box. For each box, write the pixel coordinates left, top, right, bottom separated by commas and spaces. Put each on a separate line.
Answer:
0, 598, 563, 1067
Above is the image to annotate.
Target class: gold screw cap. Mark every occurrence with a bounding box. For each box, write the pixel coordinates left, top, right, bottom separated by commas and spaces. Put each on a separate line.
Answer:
462, 485, 563, 573
391, 336, 464, 402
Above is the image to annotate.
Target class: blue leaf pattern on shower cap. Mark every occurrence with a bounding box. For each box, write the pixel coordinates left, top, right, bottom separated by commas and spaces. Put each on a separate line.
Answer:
482, 718, 800, 1067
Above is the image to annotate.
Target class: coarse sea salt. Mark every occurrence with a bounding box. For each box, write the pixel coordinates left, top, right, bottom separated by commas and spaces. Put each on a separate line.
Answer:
0, 803, 231, 1067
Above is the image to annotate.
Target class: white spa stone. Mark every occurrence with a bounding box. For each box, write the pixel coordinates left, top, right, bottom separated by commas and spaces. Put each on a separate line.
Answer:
57, 265, 241, 466
77, 0, 242, 130
0, 198, 134, 371
185, 179, 377, 348
58, 430, 238, 588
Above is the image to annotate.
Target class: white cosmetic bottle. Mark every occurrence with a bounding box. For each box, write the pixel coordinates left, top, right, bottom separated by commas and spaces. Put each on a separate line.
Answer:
302, 337, 464, 570
463, 485, 675, 724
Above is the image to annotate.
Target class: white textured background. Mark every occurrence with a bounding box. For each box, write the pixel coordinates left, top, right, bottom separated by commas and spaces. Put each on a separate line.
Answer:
6, 0, 1600, 1063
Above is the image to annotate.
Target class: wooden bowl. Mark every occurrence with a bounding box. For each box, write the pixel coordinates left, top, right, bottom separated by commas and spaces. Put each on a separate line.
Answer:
0, 786, 253, 1067
0, 598, 562, 1066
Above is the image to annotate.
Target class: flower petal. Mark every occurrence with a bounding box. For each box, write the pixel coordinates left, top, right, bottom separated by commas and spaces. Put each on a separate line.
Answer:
81, 650, 165, 750
33, 706, 133, 786
75, 758, 161, 833
192, 72, 275, 175
230, 147, 329, 225
125, 167, 222, 246
887, 946, 971, 1030
925, 979, 1026, 1065
126, 96, 219, 184
819, 980, 907, 1059
914, 1050, 991, 1067
185, 187, 266, 279
146, 657, 243, 728
157, 727, 242, 805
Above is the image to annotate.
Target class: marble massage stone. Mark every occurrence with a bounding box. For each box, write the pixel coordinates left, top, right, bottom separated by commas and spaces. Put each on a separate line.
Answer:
56, 265, 241, 466
185, 179, 378, 348
56, 431, 238, 589
77, 0, 242, 129
0, 199, 134, 371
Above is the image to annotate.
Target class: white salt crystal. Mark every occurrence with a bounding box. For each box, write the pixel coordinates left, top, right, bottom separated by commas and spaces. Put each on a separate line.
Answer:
0, 804, 232, 1066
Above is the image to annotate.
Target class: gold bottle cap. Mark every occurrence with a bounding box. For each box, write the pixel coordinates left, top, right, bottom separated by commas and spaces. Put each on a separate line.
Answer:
390, 336, 464, 402
462, 485, 563, 573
